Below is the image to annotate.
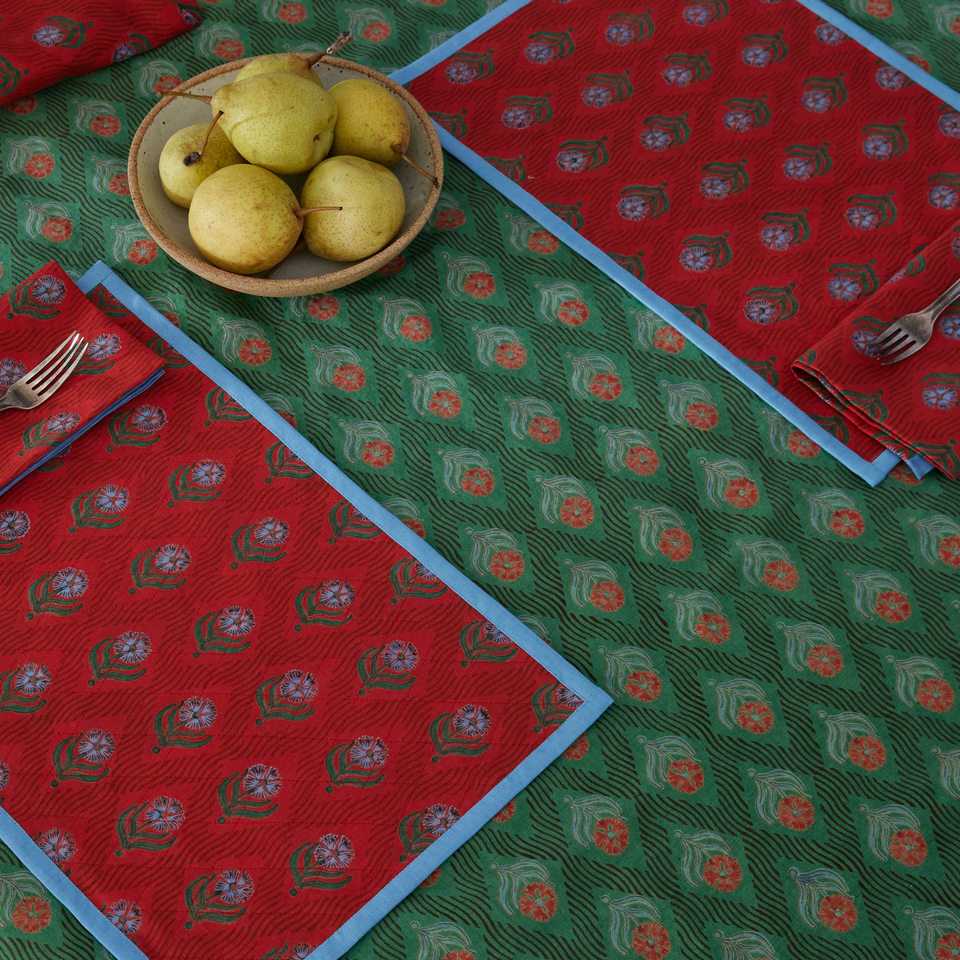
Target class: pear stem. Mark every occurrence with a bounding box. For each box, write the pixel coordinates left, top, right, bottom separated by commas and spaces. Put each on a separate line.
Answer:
161, 90, 213, 105
305, 31, 353, 67
400, 153, 440, 188
184, 111, 223, 166
263, 238, 307, 279
295, 206, 343, 217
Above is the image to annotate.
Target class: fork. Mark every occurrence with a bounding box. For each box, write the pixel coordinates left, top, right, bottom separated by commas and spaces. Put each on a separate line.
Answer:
873, 275, 960, 365
0, 332, 87, 413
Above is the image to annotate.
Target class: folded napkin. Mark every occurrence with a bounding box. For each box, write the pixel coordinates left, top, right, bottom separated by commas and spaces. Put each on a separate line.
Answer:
0, 1, 201, 108
793, 221, 960, 479
0, 261, 164, 496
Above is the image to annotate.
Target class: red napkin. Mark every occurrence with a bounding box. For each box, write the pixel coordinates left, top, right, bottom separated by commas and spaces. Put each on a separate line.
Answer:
793, 221, 960, 478
0, 2, 201, 108
0, 261, 164, 495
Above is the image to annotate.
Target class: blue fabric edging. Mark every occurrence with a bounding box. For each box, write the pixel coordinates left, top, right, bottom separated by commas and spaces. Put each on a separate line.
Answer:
0, 261, 613, 960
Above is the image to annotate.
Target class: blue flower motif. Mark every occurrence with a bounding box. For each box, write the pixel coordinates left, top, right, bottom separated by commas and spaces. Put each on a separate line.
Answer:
876, 65, 906, 90
31, 276, 66, 304
801, 89, 831, 114
501, 106, 534, 129
14, 663, 51, 696
291, 945, 314, 960
0, 509, 30, 541
0, 358, 27, 387
38, 827, 75, 863
421, 803, 461, 836
113, 631, 151, 664
482, 620, 511, 644
679, 245, 714, 273
214, 870, 254, 905
923, 386, 958, 409
52, 567, 88, 598
254, 517, 289, 546
242, 764, 281, 799
556, 149, 588, 173
524, 42, 554, 64
112, 42, 137, 62
939, 112, 960, 138
444, 62, 478, 84
349, 735, 388, 768
216, 606, 255, 637
453, 704, 491, 738
33, 25, 64, 46
815, 23, 846, 44
130, 404, 167, 432
939, 313, 960, 339
105, 900, 142, 936
851, 329, 881, 356
153, 543, 191, 573
280, 669, 317, 702
760, 225, 792, 251
312, 834, 354, 870
319, 580, 355, 608
94, 485, 129, 513
380, 640, 419, 672
782, 157, 814, 181
682, 4, 714, 26
88, 334, 122, 361
723, 110, 753, 132
0, 761, 9, 791
190, 459, 226, 487
662, 65, 694, 86
415, 562, 439, 582
744, 299, 779, 324
928, 185, 959, 210
143, 796, 185, 832
556, 684, 584, 707
640, 128, 672, 151
700, 176, 732, 200
605, 23, 638, 45
827, 276, 862, 302
45, 411, 80, 434
741, 45, 772, 68
861, 135, 893, 161
617, 196, 649, 222
845, 205, 879, 230
177, 696, 217, 730
78, 729, 115, 763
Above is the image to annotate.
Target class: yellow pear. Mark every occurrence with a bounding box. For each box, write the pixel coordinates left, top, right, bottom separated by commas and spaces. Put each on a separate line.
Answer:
300, 156, 405, 262
158, 123, 244, 208
234, 53, 325, 88
189, 164, 304, 274
211, 72, 337, 175
328, 78, 410, 167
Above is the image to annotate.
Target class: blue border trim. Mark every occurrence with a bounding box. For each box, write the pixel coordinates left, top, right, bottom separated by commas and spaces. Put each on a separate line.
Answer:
395, 0, 960, 486
0, 261, 610, 960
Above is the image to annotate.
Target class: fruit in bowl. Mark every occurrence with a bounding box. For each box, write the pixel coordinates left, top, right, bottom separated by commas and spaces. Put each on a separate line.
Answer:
128, 45, 442, 297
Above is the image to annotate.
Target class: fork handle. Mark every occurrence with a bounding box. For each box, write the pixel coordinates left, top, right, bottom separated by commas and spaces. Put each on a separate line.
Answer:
922, 274, 960, 321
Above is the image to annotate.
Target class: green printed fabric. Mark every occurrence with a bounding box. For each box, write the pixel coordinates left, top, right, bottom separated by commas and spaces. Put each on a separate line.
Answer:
0, 2, 959, 960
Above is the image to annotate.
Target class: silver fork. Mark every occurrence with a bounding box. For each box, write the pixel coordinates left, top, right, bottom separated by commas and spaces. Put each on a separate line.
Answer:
0, 332, 87, 413
873, 275, 960, 365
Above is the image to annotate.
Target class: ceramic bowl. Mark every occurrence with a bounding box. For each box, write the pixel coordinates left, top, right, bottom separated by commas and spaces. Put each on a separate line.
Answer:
128, 57, 443, 297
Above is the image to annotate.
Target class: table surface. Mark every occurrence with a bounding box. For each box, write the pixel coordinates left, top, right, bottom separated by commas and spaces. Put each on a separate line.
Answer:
0, 2, 958, 959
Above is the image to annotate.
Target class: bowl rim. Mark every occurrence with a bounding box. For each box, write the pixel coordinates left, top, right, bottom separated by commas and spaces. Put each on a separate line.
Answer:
127, 56, 443, 298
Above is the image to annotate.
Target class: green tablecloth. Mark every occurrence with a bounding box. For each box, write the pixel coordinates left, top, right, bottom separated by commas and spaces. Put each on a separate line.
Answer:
0, 2, 958, 959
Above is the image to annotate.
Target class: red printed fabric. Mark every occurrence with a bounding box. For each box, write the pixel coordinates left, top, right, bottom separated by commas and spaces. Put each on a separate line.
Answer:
0, 271, 572, 959
793, 221, 960, 478
0, 262, 164, 492
408, 0, 960, 463
0, 2, 201, 107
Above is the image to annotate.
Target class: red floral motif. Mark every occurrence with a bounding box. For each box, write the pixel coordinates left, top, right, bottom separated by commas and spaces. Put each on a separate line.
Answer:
128, 239, 158, 266
237, 338, 271, 366
278, 2, 307, 22
659, 528, 693, 562
439, 951, 475, 960
7, 96, 38, 115
889, 828, 928, 866
563, 733, 589, 760
694, 612, 730, 644
702, 854, 742, 892
724, 477, 758, 508
777, 794, 815, 831
559, 495, 594, 528
464, 272, 495, 298
360, 440, 394, 468
589, 372, 623, 400
590, 580, 624, 611
215, 38, 245, 60
890, 463, 921, 485
419, 867, 442, 887
494, 342, 527, 368
666, 758, 703, 793
874, 590, 911, 623
936, 933, 960, 959
653, 325, 685, 353
806, 644, 843, 677
308, 296, 340, 321
685, 402, 718, 430
736, 700, 774, 734
916, 678, 955, 713
518, 881, 557, 921
362, 21, 391, 41
933, 533, 960, 567
493, 800, 517, 821
435, 209, 466, 230
528, 415, 561, 444
625, 669, 661, 702
527, 230, 559, 254
762, 560, 799, 591
108, 173, 130, 195
829, 508, 864, 538
378, 254, 406, 275
154, 75, 182, 94
632, 922, 671, 960
848, 734, 886, 771
400, 314, 431, 340
865, 0, 894, 15
625, 445, 659, 475
91, 115, 121, 137
593, 817, 629, 855
11, 897, 52, 933
41, 217, 72, 242
460, 467, 495, 497
23, 153, 55, 178
818, 894, 857, 932
489, 549, 524, 581
558, 299, 589, 325
787, 430, 820, 458
428, 390, 462, 418
332, 364, 365, 391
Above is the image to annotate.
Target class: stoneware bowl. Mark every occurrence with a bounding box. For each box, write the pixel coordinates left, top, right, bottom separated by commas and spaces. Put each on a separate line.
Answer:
128, 57, 443, 297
